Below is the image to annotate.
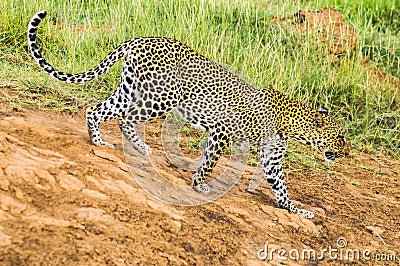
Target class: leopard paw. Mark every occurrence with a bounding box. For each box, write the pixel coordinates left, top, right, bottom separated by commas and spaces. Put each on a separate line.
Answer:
286, 202, 315, 219
296, 208, 315, 219
93, 140, 115, 150
141, 144, 152, 156
133, 142, 152, 156
192, 183, 210, 194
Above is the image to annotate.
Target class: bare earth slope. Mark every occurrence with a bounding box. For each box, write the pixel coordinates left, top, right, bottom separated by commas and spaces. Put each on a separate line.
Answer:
0, 101, 399, 266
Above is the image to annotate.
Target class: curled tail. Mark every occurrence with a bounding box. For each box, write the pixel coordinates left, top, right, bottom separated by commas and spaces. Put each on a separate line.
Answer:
28, 11, 129, 83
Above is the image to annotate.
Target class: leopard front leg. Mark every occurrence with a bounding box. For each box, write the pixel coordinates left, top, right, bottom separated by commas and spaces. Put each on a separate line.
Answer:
192, 129, 230, 194
259, 138, 315, 219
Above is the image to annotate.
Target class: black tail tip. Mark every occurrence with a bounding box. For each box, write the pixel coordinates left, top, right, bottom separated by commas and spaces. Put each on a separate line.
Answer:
37, 10, 47, 19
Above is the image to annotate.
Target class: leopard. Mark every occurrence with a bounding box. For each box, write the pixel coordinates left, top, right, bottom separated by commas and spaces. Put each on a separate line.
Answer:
28, 11, 349, 219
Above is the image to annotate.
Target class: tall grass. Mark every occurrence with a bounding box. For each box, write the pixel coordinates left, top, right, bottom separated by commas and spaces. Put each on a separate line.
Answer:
0, 0, 399, 157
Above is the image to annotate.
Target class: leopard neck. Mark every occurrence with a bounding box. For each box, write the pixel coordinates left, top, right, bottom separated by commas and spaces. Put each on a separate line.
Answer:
262, 88, 314, 139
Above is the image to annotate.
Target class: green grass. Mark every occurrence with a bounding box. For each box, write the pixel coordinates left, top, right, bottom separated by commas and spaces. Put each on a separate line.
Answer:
0, 0, 399, 158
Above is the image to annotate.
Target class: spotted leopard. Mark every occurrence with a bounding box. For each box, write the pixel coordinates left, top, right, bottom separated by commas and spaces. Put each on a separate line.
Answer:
28, 11, 349, 218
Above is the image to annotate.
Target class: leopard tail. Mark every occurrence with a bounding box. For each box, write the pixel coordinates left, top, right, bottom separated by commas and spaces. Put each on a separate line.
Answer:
27, 11, 130, 83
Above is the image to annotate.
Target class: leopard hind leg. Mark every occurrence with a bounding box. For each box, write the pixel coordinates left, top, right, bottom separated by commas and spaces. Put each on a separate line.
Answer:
86, 64, 138, 149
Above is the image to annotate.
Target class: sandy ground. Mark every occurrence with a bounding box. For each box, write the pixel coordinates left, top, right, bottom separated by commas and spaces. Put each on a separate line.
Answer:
0, 101, 399, 266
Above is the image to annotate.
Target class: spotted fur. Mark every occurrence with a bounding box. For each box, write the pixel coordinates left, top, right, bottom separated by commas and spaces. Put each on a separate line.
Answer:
28, 11, 349, 218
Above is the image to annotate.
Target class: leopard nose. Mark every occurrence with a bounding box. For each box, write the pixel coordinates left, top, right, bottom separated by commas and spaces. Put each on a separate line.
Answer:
324, 151, 336, 162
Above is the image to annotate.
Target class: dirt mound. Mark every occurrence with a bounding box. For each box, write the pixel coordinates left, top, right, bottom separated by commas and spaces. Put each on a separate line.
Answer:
273, 7, 400, 95
272, 7, 358, 57
0, 100, 399, 265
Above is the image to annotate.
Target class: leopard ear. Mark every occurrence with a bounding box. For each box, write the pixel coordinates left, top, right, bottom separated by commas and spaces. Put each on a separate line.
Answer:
318, 106, 328, 114
315, 113, 325, 128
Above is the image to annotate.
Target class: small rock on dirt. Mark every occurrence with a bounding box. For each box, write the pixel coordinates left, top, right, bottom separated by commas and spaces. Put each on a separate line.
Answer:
59, 174, 86, 191
82, 189, 108, 200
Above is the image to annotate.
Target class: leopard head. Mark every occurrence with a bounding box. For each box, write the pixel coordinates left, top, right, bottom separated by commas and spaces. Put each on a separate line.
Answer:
289, 107, 350, 162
